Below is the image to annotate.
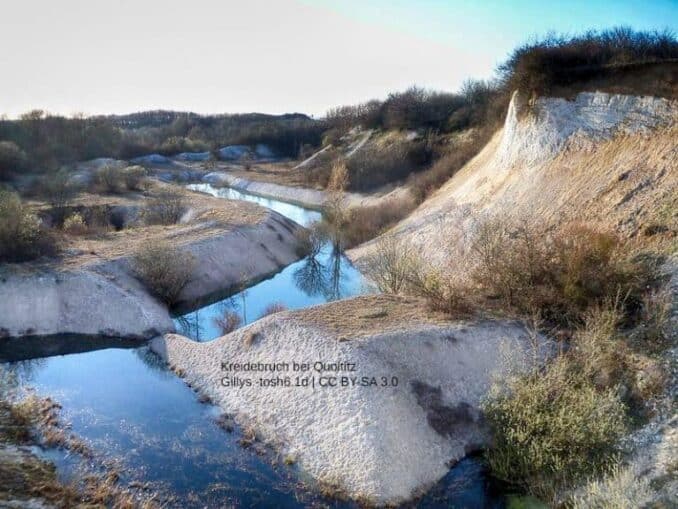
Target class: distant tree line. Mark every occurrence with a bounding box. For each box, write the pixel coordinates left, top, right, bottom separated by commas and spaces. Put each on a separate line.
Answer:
325, 81, 503, 134
1, 27, 675, 182
0, 110, 324, 179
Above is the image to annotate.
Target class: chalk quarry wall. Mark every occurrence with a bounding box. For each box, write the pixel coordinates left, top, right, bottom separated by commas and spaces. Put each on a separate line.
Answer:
349, 91, 678, 267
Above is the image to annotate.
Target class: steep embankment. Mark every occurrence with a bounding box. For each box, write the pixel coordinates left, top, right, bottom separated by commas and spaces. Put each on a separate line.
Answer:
350, 91, 677, 265
0, 196, 304, 359
152, 294, 546, 505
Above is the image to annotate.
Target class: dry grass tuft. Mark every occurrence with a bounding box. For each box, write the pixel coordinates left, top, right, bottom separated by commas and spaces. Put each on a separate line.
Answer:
214, 310, 242, 335
260, 302, 287, 318
341, 196, 417, 248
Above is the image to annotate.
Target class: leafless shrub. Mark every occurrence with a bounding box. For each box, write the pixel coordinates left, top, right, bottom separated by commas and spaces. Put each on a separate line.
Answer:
142, 189, 186, 225
62, 212, 88, 235
469, 219, 658, 326
41, 168, 76, 226
132, 239, 196, 305
96, 164, 126, 193
122, 165, 147, 190
214, 310, 242, 335
406, 257, 472, 315
638, 288, 673, 352
499, 27, 678, 97
362, 236, 414, 294
259, 302, 287, 318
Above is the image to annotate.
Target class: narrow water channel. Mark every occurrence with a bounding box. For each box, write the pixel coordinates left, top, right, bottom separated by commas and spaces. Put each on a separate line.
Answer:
3, 184, 507, 508
178, 183, 366, 341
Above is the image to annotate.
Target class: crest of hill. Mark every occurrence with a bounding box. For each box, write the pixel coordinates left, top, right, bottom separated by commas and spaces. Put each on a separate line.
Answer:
349, 89, 678, 266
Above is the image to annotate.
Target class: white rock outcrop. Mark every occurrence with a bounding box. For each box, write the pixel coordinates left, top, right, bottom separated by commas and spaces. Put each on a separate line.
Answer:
0, 262, 173, 341
152, 309, 541, 505
496, 91, 677, 167
349, 91, 678, 267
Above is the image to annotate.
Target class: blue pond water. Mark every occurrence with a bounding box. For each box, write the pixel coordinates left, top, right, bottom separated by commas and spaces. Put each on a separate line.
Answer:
187, 182, 321, 227
3, 185, 507, 508
178, 183, 365, 342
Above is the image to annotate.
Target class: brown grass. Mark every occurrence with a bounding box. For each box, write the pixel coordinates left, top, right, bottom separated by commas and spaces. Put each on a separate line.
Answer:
340, 196, 417, 249
293, 294, 450, 339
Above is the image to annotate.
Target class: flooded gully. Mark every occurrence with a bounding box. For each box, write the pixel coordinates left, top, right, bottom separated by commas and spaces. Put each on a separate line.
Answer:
3, 183, 508, 508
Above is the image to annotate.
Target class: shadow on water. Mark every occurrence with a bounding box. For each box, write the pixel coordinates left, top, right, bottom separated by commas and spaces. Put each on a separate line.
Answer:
0, 333, 145, 362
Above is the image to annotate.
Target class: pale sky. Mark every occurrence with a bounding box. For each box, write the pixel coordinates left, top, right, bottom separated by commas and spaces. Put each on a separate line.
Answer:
1, 0, 676, 118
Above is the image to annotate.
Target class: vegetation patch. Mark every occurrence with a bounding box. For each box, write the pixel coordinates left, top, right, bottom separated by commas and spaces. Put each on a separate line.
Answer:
132, 239, 196, 306
141, 189, 186, 225
214, 309, 242, 335
499, 27, 678, 98
0, 189, 58, 263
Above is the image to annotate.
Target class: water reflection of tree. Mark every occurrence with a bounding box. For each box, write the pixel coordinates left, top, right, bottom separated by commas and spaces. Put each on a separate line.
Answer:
293, 247, 347, 301
175, 312, 204, 341
293, 257, 327, 297
325, 246, 344, 301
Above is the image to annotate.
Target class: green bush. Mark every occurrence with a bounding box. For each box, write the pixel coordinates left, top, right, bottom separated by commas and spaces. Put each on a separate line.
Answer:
0, 189, 57, 262
483, 356, 627, 502
132, 239, 196, 305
